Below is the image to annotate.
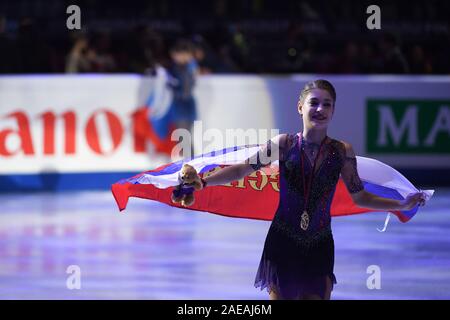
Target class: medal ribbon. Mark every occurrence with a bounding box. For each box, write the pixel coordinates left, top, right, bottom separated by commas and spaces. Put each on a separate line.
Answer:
299, 132, 327, 215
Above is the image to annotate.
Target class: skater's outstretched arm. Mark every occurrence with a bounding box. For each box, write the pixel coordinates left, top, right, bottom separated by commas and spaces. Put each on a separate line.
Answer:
202, 134, 286, 188
201, 163, 256, 187
340, 141, 426, 211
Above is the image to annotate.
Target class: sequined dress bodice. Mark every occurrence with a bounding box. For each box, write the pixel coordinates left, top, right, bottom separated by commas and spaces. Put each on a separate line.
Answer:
273, 133, 344, 235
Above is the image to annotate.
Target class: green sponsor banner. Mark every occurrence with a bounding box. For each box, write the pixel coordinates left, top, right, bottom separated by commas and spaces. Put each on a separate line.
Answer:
367, 99, 450, 154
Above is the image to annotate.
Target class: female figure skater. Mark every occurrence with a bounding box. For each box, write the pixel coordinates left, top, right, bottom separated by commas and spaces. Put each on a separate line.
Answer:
196, 79, 426, 300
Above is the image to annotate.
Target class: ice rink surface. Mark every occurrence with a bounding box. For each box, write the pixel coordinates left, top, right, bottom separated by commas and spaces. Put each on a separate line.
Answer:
0, 189, 449, 300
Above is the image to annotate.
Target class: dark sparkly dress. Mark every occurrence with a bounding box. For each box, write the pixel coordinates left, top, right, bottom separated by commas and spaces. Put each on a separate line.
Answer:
251, 132, 364, 299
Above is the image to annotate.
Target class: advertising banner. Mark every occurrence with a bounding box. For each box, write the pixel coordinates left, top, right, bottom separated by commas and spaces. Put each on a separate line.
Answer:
1, 75, 448, 191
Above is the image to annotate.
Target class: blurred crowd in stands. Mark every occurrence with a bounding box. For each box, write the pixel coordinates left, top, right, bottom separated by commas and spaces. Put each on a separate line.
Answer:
0, 0, 449, 75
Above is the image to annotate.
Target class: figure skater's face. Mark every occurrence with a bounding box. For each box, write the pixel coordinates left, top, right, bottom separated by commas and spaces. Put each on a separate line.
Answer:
298, 88, 335, 129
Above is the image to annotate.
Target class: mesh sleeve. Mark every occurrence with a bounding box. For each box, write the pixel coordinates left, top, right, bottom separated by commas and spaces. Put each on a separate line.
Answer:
341, 156, 364, 194
246, 139, 273, 171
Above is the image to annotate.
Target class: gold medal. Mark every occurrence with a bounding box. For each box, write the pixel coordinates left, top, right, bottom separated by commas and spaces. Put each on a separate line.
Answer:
300, 210, 309, 231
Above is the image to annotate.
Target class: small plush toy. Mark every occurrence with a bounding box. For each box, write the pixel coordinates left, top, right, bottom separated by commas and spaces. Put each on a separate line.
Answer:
171, 164, 204, 207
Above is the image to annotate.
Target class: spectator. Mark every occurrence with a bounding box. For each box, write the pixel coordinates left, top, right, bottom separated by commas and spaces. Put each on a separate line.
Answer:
359, 43, 377, 74
128, 26, 166, 74
409, 44, 432, 74
90, 31, 117, 73
333, 41, 361, 74
65, 35, 93, 73
0, 1, 448, 75
378, 33, 410, 74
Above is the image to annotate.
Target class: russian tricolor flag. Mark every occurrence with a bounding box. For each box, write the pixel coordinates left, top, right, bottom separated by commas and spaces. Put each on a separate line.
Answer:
132, 65, 178, 156
112, 144, 434, 227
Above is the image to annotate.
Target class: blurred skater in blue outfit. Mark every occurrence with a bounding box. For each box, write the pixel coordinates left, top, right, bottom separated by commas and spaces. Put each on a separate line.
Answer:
168, 39, 199, 159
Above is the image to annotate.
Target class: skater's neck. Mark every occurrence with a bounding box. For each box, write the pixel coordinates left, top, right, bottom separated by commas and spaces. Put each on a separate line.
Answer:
302, 127, 328, 145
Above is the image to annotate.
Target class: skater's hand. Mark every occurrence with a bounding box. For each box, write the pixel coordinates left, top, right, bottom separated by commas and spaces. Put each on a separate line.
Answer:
400, 192, 426, 211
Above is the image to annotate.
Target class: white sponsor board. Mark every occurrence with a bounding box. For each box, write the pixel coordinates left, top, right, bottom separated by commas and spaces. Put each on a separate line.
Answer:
0, 75, 275, 174
288, 75, 450, 168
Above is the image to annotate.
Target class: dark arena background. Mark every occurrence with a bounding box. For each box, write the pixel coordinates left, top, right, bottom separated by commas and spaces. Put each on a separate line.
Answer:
0, 0, 449, 303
